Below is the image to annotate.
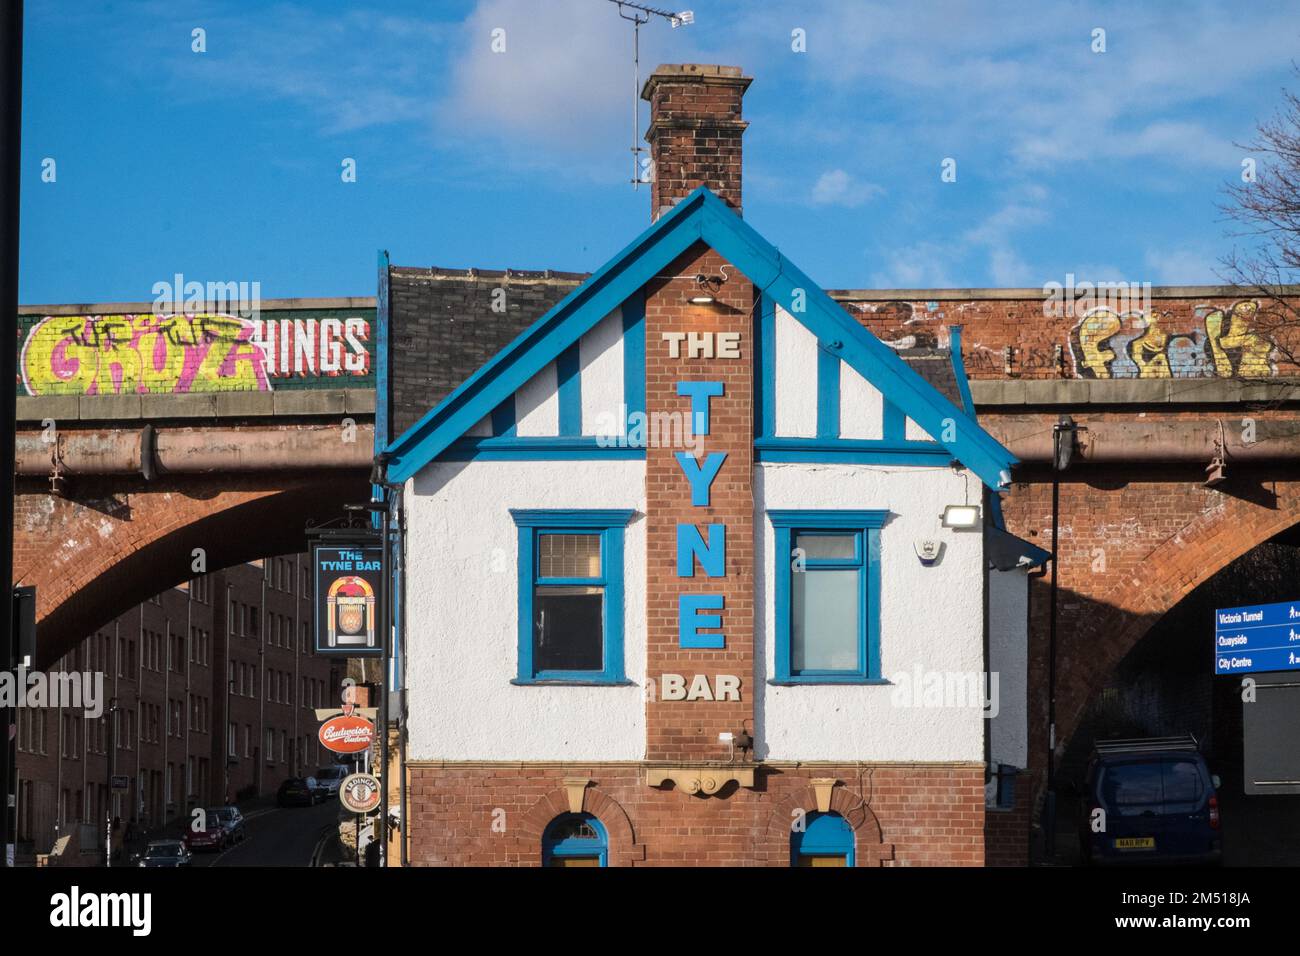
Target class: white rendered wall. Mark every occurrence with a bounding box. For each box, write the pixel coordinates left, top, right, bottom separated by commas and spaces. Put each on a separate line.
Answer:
756, 462, 986, 762
580, 308, 624, 438
773, 305, 818, 437
905, 416, 935, 442
988, 567, 1029, 768
404, 459, 646, 761
514, 361, 558, 436
838, 361, 884, 439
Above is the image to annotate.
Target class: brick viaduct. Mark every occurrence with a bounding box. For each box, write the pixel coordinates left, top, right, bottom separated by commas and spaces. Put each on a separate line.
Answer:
14, 286, 1300, 814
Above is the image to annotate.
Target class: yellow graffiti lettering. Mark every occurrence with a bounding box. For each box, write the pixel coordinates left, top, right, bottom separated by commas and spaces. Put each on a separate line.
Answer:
20, 313, 269, 396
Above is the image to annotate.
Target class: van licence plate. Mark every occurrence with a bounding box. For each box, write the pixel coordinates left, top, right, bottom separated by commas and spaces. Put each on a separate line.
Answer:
1114, 837, 1155, 850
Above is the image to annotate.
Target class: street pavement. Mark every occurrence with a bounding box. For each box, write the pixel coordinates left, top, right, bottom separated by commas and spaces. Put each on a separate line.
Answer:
193, 798, 341, 867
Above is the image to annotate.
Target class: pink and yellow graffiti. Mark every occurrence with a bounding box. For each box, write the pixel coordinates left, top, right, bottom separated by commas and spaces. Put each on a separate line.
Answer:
20, 313, 271, 396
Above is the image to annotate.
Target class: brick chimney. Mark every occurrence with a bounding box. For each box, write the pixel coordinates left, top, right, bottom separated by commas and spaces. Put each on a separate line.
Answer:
641, 63, 752, 220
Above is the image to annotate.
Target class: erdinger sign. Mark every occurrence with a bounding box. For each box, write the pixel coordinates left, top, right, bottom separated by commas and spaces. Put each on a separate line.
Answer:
664, 331, 741, 702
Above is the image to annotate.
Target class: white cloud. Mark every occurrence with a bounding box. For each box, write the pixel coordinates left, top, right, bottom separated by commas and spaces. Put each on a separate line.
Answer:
1144, 248, 1223, 285
810, 170, 885, 207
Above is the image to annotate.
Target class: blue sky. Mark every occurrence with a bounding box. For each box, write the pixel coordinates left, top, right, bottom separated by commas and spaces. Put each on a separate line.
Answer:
18, 0, 1300, 304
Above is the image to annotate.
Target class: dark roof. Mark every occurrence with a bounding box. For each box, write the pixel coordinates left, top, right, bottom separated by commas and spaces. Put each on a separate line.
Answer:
893, 348, 964, 411
388, 266, 585, 436
387, 266, 974, 437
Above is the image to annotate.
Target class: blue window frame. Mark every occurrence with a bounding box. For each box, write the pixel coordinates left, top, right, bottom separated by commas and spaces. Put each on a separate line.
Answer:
510, 509, 635, 685
543, 812, 608, 867
791, 811, 855, 866
770, 510, 887, 684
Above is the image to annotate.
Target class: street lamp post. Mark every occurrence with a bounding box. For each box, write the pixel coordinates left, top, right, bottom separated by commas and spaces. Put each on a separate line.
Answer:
1044, 414, 1076, 859
105, 696, 119, 867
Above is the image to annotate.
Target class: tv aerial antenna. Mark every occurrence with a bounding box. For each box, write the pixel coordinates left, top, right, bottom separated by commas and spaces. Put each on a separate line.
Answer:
606, 1, 694, 189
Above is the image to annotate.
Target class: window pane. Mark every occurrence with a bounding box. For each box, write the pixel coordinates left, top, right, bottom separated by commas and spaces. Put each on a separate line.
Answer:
795, 533, 857, 560
534, 585, 604, 671
539, 534, 601, 579
792, 569, 859, 671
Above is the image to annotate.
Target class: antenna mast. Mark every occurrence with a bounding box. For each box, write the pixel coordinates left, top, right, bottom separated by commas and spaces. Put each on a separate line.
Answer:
607, 1, 694, 189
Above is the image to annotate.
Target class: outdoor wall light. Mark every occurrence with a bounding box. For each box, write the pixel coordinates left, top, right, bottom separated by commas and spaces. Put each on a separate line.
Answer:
687, 269, 726, 305
941, 504, 981, 528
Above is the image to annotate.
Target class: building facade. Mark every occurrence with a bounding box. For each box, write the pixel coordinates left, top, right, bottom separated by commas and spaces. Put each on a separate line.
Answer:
13, 554, 342, 862
387, 65, 1045, 866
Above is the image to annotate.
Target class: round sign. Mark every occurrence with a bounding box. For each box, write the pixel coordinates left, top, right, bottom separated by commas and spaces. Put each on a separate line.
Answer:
319, 714, 375, 754
340, 773, 382, 814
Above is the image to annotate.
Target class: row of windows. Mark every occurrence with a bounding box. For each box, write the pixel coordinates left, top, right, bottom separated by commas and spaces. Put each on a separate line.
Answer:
224, 723, 318, 767
540, 811, 855, 866
512, 509, 884, 685
264, 556, 311, 597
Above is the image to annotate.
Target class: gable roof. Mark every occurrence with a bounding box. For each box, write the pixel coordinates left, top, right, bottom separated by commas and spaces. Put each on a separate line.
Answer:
385, 186, 1017, 489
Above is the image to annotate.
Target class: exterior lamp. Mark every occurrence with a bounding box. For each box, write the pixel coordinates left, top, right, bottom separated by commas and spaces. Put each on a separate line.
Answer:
687, 270, 725, 306
941, 504, 981, 528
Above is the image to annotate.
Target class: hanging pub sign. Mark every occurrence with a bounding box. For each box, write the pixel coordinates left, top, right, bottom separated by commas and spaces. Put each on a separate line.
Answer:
312, 538, 385, 658
319, 714, 376, 754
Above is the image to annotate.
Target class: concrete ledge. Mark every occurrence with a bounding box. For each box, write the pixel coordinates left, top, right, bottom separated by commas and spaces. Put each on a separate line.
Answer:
215, 391, 276, 417
274, 390, 345, 416
16, 395, 77, 423
78, 395, 141, 419
971, 377, 1300, 406
344, 390, 376, 414
15, 388, 375, 421
141, 393, 217, 418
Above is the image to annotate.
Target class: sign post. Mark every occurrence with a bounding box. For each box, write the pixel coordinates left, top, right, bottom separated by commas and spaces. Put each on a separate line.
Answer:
1214, 600, 1300, 675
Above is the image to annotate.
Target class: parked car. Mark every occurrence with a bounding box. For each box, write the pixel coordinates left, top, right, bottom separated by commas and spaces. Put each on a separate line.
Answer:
314, 765, 347, 798
139, 839, 193, 867
277, 776, 321, 807
211, 805, 247, 844
184, 813, 228, 852
1079, 735, 1222, 865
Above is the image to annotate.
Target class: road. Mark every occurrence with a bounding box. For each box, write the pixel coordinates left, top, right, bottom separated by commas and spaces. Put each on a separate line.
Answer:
193, 798, 341, 867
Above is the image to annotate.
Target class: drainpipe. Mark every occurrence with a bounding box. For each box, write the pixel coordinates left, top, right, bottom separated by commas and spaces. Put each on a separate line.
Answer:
1044, 415, 1077, 860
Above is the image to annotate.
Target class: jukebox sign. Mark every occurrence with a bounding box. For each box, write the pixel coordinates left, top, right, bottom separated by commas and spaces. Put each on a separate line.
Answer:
313, 539, 385, 658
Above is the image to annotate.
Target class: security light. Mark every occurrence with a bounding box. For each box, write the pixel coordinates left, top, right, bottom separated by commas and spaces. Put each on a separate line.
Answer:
941, 504, 981, 529
689, 294, 716, 305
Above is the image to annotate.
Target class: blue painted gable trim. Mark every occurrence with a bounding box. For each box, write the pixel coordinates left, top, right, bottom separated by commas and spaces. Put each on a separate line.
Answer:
557, 344, 582, 436
386, 187, 1017, 489
816, 346, 841, 439
622, 294, 646, 434
756, 293, 776, 437
949, 325, 977, 419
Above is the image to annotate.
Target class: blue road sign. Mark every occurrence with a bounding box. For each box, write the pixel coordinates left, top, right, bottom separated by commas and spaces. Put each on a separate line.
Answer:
1214, 600, 1300, 675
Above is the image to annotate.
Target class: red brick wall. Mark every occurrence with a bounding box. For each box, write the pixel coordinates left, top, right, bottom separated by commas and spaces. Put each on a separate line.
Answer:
407, 763, 985, 867
840, 295, 1300, 380
997, 464, 1300, 801
643, 243, 755, 762
984, 773, 1031, 867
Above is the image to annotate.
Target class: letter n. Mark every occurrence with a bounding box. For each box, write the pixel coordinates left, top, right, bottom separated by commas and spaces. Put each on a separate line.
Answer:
676, 524, 725, 577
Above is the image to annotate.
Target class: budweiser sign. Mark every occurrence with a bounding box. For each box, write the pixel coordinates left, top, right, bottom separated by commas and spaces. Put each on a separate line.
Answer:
319, 714, 374, 754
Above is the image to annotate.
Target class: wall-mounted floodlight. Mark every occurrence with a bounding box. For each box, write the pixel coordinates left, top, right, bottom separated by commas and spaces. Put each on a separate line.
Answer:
941, 504, 981, 529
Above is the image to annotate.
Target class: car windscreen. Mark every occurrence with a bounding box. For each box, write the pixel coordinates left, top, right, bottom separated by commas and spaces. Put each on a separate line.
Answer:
1100, 758, 1205, 808
1100, 761, 1164, 806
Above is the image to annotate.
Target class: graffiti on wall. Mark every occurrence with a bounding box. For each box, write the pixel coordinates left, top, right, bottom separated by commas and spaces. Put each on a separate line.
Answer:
19, 311, 374, 396
1070, 301, 1275, 379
